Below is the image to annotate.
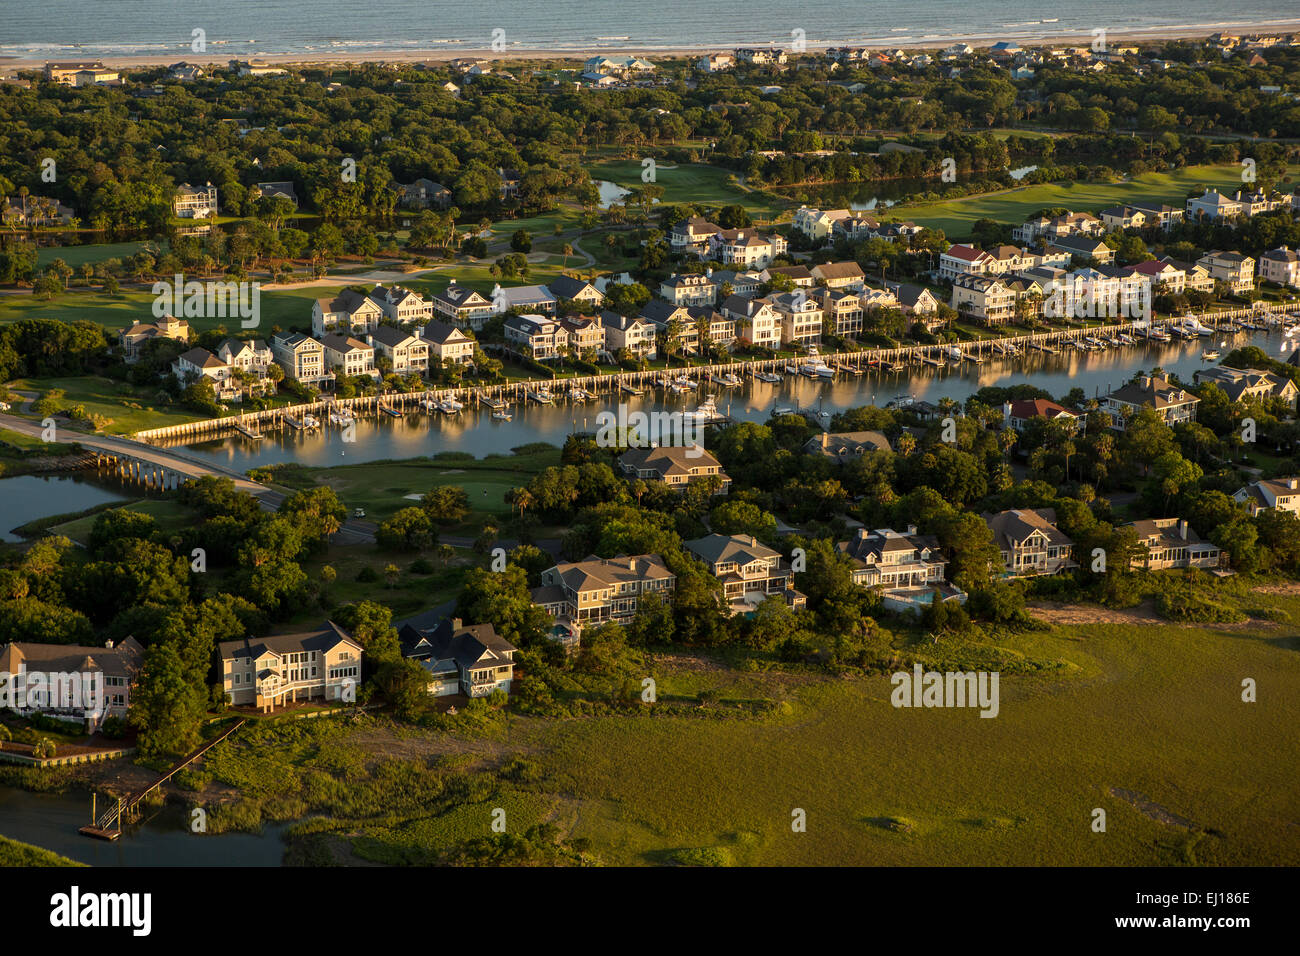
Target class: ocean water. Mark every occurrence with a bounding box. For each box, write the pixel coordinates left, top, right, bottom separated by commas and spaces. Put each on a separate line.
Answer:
2, 0, 1299, 60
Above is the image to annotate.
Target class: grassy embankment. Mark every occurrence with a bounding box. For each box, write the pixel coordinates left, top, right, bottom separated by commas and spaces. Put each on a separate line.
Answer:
182, 589, 1300, 866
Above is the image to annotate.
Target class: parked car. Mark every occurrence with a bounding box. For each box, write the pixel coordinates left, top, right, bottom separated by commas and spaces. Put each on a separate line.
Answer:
353, 507, 366, 518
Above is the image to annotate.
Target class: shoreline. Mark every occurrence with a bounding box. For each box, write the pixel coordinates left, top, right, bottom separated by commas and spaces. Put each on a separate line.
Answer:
3, 21, 1300, 71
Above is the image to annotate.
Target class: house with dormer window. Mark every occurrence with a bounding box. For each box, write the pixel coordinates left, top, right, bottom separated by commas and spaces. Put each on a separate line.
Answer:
219, 623, 362, 712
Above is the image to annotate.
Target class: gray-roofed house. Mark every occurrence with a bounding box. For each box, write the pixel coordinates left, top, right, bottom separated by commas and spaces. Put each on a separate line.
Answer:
803, 429, 891, 462
547, 275, 605, 309
219, 623, 362, 712
1233, 476, 1300, 516
420, 319, 475, 365
685, 533, 806, 613
371, 324, 430, 373
312, 288, 384, 337
618, 445, 731, 492
431, 282, 494, 330
398, 617, 516, 698
837, 526, 967, 614
531, 554, 677, 630
983, 508, 1076, 576
319, 333, 377, 379
250, 181, 298, 206
1124, 518, 1223, 571
492, 283, 557, 315
1103, 374, 1199, 429
0, 637, 143, 731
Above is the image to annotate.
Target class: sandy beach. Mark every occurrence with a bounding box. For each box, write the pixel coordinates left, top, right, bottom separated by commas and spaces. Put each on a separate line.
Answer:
2, 21, 1297, 71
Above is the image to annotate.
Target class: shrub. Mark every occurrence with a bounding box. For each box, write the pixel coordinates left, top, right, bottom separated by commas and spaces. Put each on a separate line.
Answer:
355, 566, 380, 583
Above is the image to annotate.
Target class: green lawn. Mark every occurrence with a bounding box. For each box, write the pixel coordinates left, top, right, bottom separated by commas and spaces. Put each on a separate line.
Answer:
7, 376, 203, 435
588, 160, 787, 218
36, 240, 168, 270
896, 164, 1255, 237
48, 498, 193, 545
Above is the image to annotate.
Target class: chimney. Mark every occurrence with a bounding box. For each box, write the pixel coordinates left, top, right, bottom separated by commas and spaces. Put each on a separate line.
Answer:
821, 431, 829, 450
104, 639, 114, 649
906, 524, 918, 536
451, 617, 462, 630
1178, 519, 1189, 540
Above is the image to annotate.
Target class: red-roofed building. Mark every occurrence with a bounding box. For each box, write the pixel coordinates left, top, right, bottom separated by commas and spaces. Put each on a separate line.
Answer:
1003, 398, 1079, 433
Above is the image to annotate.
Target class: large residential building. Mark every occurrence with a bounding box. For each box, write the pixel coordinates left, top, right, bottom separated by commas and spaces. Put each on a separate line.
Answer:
216, 337, 273, 376
1259, 246, 1300, 287
371, 325, 430, 374
1234, 476, 1300, 515
1002, 398, 1078, 433
173, 182, 218, 219
271, 332, 335, 386
492, 283, 557, 315
768, 291, 824, 345
803, 429, 891, 463
670, 217, 722, 253
983, 508, 1076, 577
660, 273, 719, 307
811, 261, 867, 291
1, 194, 75, 228
1186, 189, 1244, 222
312, 289, 384, 338
1103, 374, 1199, 428
320, 334, 377, 379
398, 617, 516, 698
1197, 251, 1255, 293
1045, 235, 1115, 266
421, 319, 475, 366
1125, 518, 1223, 571
618, 445, 731, 492
172, 346, 237, 399
45, 60, 109, 85
219, 623, 363, 713
504, 313, 568, 360
951, 275, 1016, 326
393, 178, 451, 209
0, 637, 143, 731
560, 315, 606, 354
722, 295, 782, 349
709, 229, 788, 269
431, 283, 495, 330
685, 534, 806, 613
118, 314, 190, 363
599, 310, 657, 358
371, 285, 433, 323
817, 288, 864, 337
794, 206, 852, 241
1014, 210, 1103, 243
1193, 366, 1298, 405
547, 275, 605, 310
837, 526, 967, 614
531, 555, 677, 629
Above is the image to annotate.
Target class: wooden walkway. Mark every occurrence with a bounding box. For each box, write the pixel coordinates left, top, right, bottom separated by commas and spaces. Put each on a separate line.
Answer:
79, 718, 246, 840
